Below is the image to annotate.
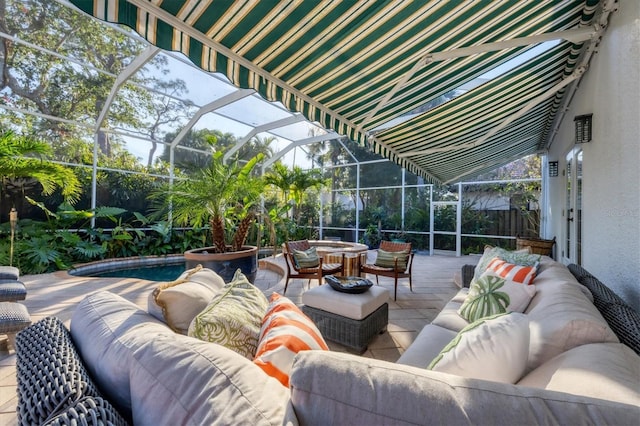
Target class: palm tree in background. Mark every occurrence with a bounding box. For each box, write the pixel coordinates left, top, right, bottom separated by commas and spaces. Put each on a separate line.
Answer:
0, 130, 81, 220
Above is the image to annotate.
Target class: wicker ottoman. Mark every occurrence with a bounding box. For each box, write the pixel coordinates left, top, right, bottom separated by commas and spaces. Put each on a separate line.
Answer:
0, 279, 27, 301
0, 266, 19, 280
302, 284, 389, 353
0, 302, 31, 351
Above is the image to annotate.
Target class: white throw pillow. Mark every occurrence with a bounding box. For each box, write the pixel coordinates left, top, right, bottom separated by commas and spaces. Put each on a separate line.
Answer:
458, 271, 537, 322
149, 265, 225, 334
428, 312, 530, 383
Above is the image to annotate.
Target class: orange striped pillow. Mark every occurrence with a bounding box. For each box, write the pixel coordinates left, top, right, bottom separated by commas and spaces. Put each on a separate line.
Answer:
254, 293, 329, 387
486, 257, 538, 285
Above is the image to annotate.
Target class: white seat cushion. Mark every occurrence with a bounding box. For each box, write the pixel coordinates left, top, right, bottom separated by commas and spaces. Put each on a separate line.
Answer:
302, 284, 389, 320
396, 324, 457, 369
431, 300, 470, 332
71, 291, 173, 413
129, 332, 289, 425
518, 343, 640, 406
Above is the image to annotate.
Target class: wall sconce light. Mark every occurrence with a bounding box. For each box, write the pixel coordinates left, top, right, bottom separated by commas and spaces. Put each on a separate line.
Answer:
574, 114, 593, 143
548, 161, 559, 177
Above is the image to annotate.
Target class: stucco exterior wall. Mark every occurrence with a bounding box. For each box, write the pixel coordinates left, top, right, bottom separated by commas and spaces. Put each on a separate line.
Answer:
546, 0, 639, 311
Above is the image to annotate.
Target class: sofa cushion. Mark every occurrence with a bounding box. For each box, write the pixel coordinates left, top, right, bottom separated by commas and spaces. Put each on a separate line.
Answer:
396, 324, 457, 369
15, 317, 128, 426
254, 293, 329, 387
473, 245, 539, 282
524, 262, 619, 372
428, 312, 530, 384
518, 343, 640, 406
188, 269, 268, 359
129, 332, 289, 425
485, 257, 538, 284
148, 265, 225, 334
458, 271, 536, 322
431, 299, 470, 332
289, 351, 640, 426
70, 291, 174, 414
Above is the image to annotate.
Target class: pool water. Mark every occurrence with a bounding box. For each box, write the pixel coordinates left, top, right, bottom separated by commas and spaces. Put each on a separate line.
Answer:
86, 264, 186, 281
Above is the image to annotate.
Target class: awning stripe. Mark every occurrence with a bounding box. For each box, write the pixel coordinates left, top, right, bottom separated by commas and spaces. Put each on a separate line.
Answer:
70, 0, 602, 181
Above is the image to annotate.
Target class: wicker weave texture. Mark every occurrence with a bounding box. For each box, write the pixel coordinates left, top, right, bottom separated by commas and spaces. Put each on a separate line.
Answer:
516, 236, 556, 256
461, 265, 475, 288
0, 280, 27, 302
15, 317, 129, 426
0, 302, 30, 333
302, 303, 388, 353
568, 264, 640, 356
0, 266, 19, 280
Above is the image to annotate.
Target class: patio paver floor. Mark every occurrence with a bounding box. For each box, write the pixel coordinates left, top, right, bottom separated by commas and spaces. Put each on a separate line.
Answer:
0, 252, 476, 424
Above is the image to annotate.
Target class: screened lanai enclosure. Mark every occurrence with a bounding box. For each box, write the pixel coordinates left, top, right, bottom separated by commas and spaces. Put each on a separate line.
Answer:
1, 0, 613, 273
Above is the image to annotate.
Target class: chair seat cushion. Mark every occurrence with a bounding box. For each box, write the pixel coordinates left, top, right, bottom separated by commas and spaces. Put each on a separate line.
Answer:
297, 263, 342, 274
362, 264, 395, 273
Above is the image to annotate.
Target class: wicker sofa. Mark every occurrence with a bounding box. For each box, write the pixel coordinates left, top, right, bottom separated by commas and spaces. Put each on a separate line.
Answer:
14, 259, 640, 425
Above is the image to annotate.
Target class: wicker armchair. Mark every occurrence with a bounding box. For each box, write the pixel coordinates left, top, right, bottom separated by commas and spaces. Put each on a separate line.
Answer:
283, 240, 344, 295
360, 241, 414, 301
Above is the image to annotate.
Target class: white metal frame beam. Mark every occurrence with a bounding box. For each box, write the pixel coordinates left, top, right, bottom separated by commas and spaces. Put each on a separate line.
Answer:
261, 132, 340, 171
127, 0, 364, 140
362, 27, 597, 129
91, 46, 159, 226
168, 88, 254, 180
423, 27, 597, 63
168, 89, 255, 149
399, 67, 585, 159
223, 114, 306, 161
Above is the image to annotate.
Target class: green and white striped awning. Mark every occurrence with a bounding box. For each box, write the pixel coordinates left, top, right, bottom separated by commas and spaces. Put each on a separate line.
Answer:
70, 0, 603, 182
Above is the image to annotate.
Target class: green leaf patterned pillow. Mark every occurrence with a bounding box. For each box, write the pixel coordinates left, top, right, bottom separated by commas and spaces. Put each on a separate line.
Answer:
459, 271, 537, 323
188, 269, 269, 359
374, 249, 409, 270
292, 247, 320, 268
458, 274, 510, 322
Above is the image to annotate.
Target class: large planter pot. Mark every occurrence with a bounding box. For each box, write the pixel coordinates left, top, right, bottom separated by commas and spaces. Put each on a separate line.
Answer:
184, 245, 258, 283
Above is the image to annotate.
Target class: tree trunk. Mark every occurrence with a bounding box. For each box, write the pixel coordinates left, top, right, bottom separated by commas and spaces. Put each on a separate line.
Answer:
232, 212, 255, 252
211, 216, 226, 253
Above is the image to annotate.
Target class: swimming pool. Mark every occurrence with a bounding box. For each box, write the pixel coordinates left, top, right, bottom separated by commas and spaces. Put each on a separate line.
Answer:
69, 256, 186, 281
84, 264, 186, 281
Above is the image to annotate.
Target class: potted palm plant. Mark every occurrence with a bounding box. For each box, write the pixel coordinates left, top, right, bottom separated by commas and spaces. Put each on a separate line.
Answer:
154, 146, 265, 282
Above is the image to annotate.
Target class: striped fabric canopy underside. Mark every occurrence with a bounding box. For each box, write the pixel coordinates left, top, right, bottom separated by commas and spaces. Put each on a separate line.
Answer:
70, 0, 601, 182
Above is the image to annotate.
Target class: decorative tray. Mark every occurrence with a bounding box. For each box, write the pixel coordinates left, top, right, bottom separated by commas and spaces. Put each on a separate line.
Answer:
325, 275, 373, 294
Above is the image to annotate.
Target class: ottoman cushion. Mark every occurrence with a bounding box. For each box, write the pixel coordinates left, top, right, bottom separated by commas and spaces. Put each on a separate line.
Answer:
0, 266, 19, 280
302, 284, 389, 320
0, 280, 27, 302
0, 302, 31, 333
